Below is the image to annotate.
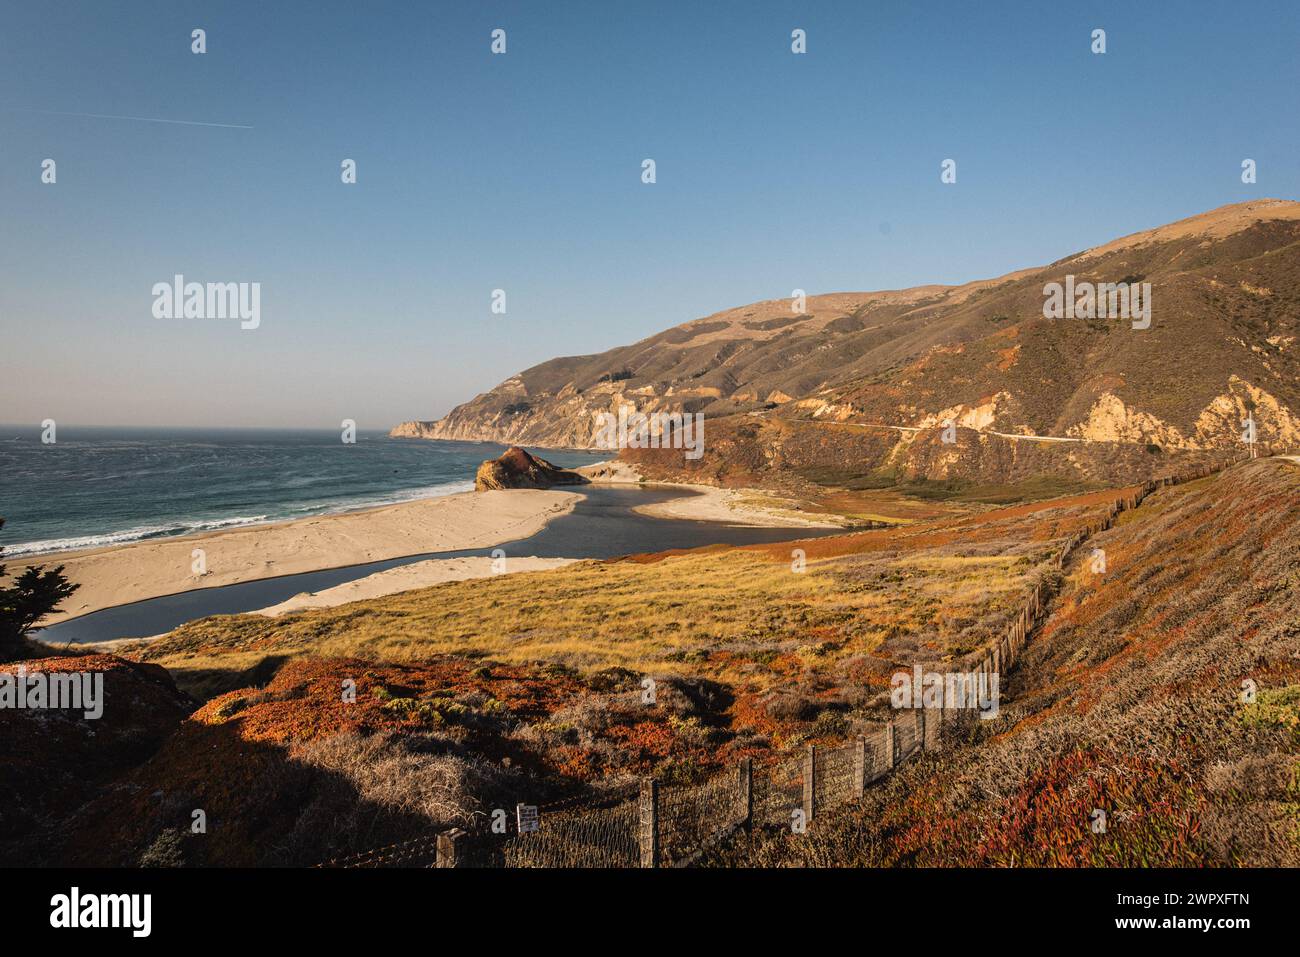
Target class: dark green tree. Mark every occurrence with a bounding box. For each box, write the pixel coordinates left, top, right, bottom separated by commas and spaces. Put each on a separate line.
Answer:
0, 518, 79, 661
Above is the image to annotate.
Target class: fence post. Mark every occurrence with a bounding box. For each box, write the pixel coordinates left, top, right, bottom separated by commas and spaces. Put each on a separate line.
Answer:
639, 779, 660, 868
803, 745, 817, 822
885, 721, 896, 770
852, 735, 867, 796
436, 828, 464, 868
736, 758, 753, 831
925, 698, 943, 751
918, 704, 928, 751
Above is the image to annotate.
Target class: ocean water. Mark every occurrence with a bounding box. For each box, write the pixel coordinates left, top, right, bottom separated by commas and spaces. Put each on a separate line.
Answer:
0, 426, 606, 558
38, 485, 847, 644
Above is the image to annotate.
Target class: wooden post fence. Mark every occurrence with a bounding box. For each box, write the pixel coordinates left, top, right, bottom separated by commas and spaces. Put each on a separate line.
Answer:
803, 744, 817, 823
924, 701, 942, 750
436, 828, 464, 868
736, 758, 753, 831
639, 779, 659, 868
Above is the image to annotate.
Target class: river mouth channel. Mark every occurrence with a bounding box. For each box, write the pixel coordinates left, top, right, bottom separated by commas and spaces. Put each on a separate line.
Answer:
36, 485, 844, 645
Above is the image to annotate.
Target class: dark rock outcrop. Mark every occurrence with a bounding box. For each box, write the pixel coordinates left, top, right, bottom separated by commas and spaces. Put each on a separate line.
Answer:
474, 446, 589, 491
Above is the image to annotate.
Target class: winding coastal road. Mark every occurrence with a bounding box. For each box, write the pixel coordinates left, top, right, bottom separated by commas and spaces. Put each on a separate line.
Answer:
831, 420, 1087, 443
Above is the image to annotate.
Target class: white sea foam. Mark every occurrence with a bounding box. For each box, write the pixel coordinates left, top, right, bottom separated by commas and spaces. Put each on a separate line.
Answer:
4, 481, 475, 558
4, 516, 273, 557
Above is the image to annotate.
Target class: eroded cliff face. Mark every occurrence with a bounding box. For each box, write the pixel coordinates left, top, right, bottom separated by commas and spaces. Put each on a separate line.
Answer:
393, 201, 1300, 482
393, 376, 730, 450
1066, 378, 1300, 449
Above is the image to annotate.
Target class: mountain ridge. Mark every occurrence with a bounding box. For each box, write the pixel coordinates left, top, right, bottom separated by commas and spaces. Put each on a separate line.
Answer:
394, 200, 1300, 482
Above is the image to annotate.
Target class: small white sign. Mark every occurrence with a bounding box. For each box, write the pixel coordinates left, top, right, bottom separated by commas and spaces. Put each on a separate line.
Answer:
516, 803, 540, 834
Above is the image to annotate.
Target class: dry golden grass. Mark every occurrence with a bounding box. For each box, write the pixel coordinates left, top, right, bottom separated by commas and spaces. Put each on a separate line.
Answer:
136, 487, 1122, 715
139, 551, 888, 698
800, 487, 968, 524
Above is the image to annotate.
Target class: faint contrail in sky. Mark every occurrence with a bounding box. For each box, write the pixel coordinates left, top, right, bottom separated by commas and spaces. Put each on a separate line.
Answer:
8, 108, 253, 129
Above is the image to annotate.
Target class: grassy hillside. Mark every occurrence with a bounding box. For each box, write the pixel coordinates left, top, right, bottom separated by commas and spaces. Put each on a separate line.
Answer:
133, 485, 1130, 720
11, 461, 1293, 868
713, 458, 1300, 866
16, 485, 1134, 866
0, 656, 191, 858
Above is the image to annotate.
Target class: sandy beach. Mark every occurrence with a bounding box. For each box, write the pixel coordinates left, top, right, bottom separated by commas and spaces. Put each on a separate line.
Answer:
632, 486, 843, 527
19, 458, 839, 633
254, 555, 580, 616
18, 488, 582, 625
576, 460, 842, 528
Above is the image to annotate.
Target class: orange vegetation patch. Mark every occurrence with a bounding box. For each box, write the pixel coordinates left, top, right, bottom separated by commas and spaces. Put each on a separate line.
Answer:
873, 747, 1209, 867
603, 721, 689, 770
186, 656, 744, 785
728, 691, 781, 740
197, 656, 584, 746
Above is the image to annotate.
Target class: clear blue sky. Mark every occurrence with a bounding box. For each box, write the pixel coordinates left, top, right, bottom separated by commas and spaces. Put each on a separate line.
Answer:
2, 0, 1297, 429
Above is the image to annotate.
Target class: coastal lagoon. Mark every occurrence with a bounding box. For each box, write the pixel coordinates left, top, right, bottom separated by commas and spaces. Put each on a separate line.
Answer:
35, 485, 843, 644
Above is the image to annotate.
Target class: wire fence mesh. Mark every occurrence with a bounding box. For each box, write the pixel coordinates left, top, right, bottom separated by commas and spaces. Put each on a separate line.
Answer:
659, 771, 742, 865
864, 727, 892, 785
495, 797, 641, 868
894, 709, 922, 761
813, 742, 856, 812
753, 753, 803, 828
321, 834, 441, 868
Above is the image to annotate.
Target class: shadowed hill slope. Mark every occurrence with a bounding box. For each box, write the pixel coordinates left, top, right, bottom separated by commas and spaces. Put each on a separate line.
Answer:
0, 656, 193, 864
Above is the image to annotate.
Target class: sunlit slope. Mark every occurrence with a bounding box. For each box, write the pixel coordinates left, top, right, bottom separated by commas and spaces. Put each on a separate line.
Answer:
725, 458, 1300, 866
398, 201, 1300, 469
